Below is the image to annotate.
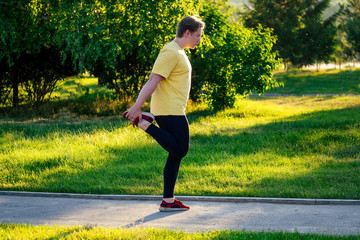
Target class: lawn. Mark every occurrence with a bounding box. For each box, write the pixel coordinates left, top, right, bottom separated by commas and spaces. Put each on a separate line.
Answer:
1, 69, 360, 239
0, 94, 359, 199
271, 69, 360, 95
1, 224, 359, 240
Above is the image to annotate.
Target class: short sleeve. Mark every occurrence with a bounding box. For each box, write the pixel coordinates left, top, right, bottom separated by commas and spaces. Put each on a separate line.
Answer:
152, 49, 178, 79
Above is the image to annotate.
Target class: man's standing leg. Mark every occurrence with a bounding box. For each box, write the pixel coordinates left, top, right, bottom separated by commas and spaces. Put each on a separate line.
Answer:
140, 116, 191, 211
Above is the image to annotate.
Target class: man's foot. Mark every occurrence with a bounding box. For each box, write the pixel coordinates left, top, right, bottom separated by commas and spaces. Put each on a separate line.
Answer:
122, 111, 155, 127
137, 119, 151, 131
159, 199, 190, 212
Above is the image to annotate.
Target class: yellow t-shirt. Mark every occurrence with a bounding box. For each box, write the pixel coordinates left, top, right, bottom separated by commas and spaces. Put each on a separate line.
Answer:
150, 41, 191, 116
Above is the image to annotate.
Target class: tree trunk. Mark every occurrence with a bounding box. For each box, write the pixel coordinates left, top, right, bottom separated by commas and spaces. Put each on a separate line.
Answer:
12, 78, 19, 108
98, 76, 106, 86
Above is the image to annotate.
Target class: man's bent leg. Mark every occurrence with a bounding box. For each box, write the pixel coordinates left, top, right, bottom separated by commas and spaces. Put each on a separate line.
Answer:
145, 116, 189, 157
145, 116, 190, 199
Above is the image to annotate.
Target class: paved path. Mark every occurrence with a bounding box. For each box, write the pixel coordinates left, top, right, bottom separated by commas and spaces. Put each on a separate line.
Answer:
0, 192, 359, 236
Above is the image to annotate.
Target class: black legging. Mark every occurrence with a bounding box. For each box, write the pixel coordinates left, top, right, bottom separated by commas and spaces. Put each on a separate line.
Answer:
145, 115, 189, 198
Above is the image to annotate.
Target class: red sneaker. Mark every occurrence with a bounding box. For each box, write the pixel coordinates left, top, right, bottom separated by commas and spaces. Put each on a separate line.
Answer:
159, 199, 190, 212
122, 111, 155, 127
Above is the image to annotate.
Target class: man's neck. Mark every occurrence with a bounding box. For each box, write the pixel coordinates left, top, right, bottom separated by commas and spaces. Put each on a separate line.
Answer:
174, 38, 186, 50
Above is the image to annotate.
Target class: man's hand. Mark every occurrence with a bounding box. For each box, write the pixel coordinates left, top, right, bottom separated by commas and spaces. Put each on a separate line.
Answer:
124, 106, 142, 123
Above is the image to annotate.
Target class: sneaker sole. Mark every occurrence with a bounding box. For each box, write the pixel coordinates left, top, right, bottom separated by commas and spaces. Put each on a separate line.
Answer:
159, 207, 190, 212
142, 112, 155, 122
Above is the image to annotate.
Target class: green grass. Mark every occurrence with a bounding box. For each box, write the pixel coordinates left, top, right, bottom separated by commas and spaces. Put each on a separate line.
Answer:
0, 70, 360, 238
1, 223, 359, 240
53, 76, 100, 100
0, 95, 359, 199
271, 69, 360, 95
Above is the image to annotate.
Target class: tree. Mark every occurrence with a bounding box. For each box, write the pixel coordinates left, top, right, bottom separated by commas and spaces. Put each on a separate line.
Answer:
0, 0, 75, 107
190, 0, 280, 109
332, 26, 353, 69
296, 0, 341, 67
344, 0, 360, 58
1, 0, 280, 111
243, 0, 341, 68
0, 0, 42, 107
51, 0, 200, 101
10, 47, 75, 104
332, 0, 357, 68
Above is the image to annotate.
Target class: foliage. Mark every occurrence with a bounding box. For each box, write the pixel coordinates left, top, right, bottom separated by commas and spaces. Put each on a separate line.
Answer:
0, 0, 41, 107
2, 47, 75, 105
51, 0, 200, 100
343, 0, 360, 56
191, 0, 280, 110
1, 0, 280, 110
243, 0, 342, 68
327, 0, 360, 68
332, 23, 354, 66
0, 1, 46, 64
296, 0, 341, 66
0, 0, 200, 106
0, 1, 75, 107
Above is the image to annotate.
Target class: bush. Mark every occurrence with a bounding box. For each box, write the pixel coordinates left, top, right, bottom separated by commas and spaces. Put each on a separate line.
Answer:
190, 0, 281, 110
0, 47, 76, 107
52, 0, 200, 101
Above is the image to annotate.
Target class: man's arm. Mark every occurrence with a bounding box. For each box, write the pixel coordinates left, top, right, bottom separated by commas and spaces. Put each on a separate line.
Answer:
124, 73, 164, 122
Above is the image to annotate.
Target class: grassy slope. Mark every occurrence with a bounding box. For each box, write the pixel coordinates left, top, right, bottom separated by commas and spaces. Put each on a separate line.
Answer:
1, 95, 359, 199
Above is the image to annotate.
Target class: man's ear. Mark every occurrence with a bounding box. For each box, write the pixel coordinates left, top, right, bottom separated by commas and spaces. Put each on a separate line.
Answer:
184, 29, 191, 38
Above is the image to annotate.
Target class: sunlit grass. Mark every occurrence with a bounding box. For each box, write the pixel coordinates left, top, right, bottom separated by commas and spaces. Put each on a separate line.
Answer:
0, 122, 163, 194
183, 96, 360, 198
53, 76, 100, 100
1, 95, 359, 199
1, 223, 358, 240
271, 69, 360, 95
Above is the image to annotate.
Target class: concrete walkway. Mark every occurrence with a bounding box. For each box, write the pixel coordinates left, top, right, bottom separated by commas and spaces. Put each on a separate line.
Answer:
0, 191, 359, 236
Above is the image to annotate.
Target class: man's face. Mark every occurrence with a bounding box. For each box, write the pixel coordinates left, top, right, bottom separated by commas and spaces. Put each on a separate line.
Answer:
187, 28, 203, 49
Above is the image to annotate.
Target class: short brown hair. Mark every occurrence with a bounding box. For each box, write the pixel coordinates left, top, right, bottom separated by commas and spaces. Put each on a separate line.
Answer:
176, 16, 205, 38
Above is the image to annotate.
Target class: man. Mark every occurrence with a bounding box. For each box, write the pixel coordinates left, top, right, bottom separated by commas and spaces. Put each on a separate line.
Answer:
123, 16, 205, 211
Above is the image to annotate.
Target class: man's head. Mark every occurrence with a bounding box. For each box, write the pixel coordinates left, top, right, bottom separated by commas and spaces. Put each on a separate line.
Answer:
176, 16, 205, 49
176, 16, 205, 38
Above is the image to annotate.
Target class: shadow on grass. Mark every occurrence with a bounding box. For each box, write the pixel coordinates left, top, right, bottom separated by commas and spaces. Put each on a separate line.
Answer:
184, 105, 360, 199
0, 104, 359, 199
0, 117, 128, 140
187, 108, 218, 125
190, 105, 359, 157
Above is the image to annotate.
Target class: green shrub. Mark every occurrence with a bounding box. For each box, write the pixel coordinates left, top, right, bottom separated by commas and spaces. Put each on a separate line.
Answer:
191, 1, 281, 110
